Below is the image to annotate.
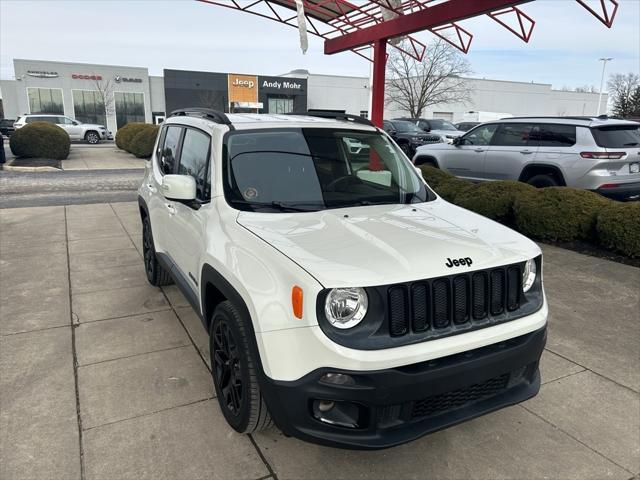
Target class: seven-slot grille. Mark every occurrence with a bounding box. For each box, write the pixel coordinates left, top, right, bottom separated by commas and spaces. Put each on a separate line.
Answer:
388, 265, 522, 337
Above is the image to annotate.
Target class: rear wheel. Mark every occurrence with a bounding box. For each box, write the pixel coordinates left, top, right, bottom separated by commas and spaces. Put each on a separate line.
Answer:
142, 216, 172, 286
210, 300, 272, 433
85, 131, 100, 144
526, 174, 560, 188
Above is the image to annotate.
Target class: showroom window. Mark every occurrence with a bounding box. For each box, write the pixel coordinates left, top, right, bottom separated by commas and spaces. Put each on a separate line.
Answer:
27, 88, 64, 114
114, 92, 145, 129
268, 97, 294, 114
72, 90, 106, 125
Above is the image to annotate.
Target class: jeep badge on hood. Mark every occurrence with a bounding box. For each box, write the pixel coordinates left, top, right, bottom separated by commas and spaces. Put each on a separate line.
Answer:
445, 257, 473, 268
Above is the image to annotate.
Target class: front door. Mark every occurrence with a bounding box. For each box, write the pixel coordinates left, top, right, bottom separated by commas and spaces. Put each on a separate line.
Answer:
484, 122, 538, 180
444, 123, 498, 180
165, 126, 212, 297
58, 116, 83, 140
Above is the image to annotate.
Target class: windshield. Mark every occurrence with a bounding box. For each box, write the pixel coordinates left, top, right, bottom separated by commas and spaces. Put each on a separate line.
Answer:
591, 125, 640, 148
223, 128, 433, 212
429, 119, 458, 131
394, 121, 423, 134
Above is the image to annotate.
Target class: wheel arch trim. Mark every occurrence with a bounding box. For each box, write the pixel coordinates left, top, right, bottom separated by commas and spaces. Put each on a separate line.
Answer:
519, 164, 566, 185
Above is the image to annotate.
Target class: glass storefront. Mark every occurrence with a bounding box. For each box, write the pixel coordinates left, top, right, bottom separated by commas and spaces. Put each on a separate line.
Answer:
114, 92, 145, 129
72, 90, 106, 125
268, 96, 294, 114
27, 87, 64, 114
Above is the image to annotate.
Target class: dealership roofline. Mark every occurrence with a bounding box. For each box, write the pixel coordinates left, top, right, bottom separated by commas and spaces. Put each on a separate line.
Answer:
13, 58, 149, 72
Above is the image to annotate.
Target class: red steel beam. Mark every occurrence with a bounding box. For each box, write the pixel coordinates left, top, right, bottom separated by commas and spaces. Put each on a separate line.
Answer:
324, 0, 532, 54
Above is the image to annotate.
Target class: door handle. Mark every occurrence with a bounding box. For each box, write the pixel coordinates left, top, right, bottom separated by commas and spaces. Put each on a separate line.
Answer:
165, 203, 176, 215
474, 148, 485, 153
147, 183, 157, 193
520, 150, 534, 155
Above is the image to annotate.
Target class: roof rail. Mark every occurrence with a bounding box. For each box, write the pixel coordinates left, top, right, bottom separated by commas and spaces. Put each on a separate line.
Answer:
169, 108, 232, 125
503, 115, 612, 121
287, 110, 375, 127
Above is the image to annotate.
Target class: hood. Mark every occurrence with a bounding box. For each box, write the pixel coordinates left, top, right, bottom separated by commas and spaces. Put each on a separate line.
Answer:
236, 201, 540, 288
430, 129, 463, 137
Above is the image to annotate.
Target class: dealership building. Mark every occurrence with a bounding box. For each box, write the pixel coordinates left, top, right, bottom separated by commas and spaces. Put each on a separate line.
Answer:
1, 58, 606, 132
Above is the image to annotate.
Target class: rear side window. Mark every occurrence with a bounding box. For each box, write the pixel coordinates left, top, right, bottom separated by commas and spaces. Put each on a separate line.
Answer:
533, 124, 577, 147
591, 125, 640, 148
178, 128, 211, 201
492, 123, 534, 146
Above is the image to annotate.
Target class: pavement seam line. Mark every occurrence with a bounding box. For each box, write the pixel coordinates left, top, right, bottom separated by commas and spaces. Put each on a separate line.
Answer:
82, 397, 215, 432
249, 434, 279, 480
541, 367, 587, 385
73, 306, 173, 326
64, 205, 86, 480
519, 404, 635, 475
0, 323, 72, 337
78, 343, 192, 368
545, 346, 640, 394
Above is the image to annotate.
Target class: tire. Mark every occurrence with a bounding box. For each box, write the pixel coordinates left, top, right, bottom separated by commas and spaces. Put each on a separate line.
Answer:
399, 143, 411, 156
142, 216, 173, 286
210, 300, 272, 433
526, 174, 560, 188
414, 157, 438, 168
85, 131, 100, 144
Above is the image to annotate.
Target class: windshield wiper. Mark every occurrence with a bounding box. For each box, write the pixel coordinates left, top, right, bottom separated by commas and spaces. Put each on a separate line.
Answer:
231, 199, 321, 212
623, 142, 639, 146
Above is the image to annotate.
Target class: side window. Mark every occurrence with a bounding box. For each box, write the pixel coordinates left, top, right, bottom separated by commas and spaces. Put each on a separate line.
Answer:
158, 126, 182, 175
462, 124, 498, 146
178, 128, 211, 201
533, 124, 576, 147
492, 123, 535, 146
59, 117, 74, 125
418, 120, 429, 131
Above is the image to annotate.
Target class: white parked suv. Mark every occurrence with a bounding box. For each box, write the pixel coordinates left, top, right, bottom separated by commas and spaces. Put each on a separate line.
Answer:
14, 114, 112, 144
138, 108, 547, 449
413, 116, 640, 200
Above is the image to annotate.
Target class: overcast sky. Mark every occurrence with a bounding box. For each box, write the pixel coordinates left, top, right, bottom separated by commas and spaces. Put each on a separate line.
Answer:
1, 0, 638, 90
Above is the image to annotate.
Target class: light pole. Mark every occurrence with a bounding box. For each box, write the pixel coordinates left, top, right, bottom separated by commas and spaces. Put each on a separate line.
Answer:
597, 57, 613, 116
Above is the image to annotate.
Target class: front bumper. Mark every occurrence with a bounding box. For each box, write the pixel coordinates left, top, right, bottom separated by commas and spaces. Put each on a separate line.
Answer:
595, 181, 640, 200
260, 326, 546, 449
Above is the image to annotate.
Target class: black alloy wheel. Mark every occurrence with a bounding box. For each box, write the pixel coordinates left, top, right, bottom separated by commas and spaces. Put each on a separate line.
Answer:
212, 319, 243, 416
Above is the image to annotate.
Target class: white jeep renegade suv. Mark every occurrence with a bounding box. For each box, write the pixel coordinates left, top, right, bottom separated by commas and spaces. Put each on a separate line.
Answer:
138, 109, 547, 449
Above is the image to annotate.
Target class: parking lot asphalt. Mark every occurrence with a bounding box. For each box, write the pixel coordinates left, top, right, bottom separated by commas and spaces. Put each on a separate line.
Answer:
1, 202, 638, 480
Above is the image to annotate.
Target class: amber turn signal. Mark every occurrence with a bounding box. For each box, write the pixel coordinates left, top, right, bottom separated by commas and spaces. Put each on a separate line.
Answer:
292, 286, 303, 319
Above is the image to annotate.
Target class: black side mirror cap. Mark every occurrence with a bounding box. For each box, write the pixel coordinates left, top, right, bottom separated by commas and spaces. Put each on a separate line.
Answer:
452, 137, 462, 145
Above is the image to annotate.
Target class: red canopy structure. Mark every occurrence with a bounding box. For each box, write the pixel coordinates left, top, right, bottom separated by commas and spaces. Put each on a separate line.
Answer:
197, 0, 619, 127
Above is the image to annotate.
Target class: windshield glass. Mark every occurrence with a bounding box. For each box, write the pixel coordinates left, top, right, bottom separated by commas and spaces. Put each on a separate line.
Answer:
394, 121, 423, 134
429, 119, 457, 131
223, 128, 433, 212
592, 125, 640, 147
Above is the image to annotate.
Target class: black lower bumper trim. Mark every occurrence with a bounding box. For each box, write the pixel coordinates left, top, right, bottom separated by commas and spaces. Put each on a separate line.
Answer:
595, 182, 640, 200
259, 327, 546, 449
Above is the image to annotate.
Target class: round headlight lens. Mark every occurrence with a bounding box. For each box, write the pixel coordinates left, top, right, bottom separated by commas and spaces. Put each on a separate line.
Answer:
324, 287, 368, 329
522, 258, 537, 293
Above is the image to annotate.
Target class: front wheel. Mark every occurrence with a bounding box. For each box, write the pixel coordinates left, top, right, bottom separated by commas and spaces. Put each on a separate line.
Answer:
85, 131, 100, 144
210, 300, 272, 433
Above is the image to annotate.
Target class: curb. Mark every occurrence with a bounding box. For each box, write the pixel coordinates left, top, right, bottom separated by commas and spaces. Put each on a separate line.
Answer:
1, 164, 62, 173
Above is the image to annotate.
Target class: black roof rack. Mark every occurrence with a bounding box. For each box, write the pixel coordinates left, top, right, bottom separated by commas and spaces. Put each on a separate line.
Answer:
287, 110, 375, 127
169, 108, 232, 125
503, 115, 611, 121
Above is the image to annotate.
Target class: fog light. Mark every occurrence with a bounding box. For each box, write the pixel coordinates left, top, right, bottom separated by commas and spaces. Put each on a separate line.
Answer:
312, 400, 362, 428
320, 373, 356, 386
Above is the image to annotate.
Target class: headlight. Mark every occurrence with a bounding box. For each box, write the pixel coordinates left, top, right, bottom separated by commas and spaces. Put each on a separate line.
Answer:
522, 258, 537, 292
324, 287, 368, 329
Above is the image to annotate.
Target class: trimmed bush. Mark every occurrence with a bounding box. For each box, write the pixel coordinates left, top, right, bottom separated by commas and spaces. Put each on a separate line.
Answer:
596, 202, 640, 257
419, 165, 455, 190
129, 125, 160, 158
115, 122, 148, 152
433, 177, 475, 203
456, 181, 536, 224
513, 187, 609, 242
9, 122, 70, 160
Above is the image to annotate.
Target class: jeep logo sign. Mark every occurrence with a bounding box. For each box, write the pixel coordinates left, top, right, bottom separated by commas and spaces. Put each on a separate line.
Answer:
233, 78, 254, 89
445, 257, 473, 268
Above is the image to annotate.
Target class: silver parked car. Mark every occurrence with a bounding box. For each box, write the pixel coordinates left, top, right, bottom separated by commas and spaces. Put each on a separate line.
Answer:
395, 117, 464, 143
413, 116, 640, 200
14, 114, 112, 144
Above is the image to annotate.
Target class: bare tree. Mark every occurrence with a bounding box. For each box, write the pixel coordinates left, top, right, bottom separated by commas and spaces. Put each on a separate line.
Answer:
574, 85, 598, 93
608, 73, 640, 118
385, 38, 473, 118
93, 77, 115, 117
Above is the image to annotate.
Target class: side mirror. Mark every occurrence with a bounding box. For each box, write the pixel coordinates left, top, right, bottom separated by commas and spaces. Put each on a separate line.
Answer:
388, 129, 397, 136
452, 137, 462, 146
73, 121, 79, 125
161, 174, 196, 201
414, 165, 424, 179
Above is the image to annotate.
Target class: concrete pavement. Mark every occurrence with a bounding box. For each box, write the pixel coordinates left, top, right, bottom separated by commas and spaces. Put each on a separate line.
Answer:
0, 202, 638, 480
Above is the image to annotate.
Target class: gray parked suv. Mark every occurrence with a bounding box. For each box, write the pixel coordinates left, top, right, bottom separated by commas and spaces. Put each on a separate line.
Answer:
14, 114, 112, 144
413, 116, 640, 200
